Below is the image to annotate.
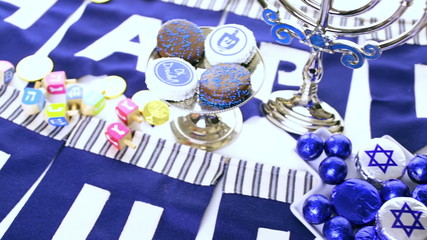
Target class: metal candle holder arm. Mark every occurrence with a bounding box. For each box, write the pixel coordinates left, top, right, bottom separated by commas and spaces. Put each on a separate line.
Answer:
257, 0, 427, 134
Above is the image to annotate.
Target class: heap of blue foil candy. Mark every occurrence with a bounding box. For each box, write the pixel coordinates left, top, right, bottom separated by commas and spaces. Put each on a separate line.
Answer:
296, 133, 427, 240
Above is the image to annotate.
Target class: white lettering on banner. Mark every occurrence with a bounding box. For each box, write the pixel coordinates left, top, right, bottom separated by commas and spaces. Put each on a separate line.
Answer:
256, 228, 290, 240
3, 0, 57, 30
119, 201, 164, 240
0, 150, 11, 170
414, 64, 427, 118
257, 42, 309, 102
51, 183, 165, 239
52, 184, 110, 240
75, 14, 162, 72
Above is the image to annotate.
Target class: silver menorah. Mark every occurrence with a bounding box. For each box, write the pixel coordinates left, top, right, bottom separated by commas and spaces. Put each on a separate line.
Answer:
257, 0, 427, 134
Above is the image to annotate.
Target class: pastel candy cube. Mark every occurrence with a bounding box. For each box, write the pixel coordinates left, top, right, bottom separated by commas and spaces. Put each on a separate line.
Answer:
66, 85, 83, 104
46, 103, 69, 127
0, 60, 14, 85
21, 87, 46, 115
43, 71, 67, 94
81, 90, 106, 116
115, 98, 142, 125
105, 122, 136, 149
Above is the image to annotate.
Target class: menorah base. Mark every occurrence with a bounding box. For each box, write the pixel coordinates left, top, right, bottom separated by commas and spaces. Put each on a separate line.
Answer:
262, 90, 344, 135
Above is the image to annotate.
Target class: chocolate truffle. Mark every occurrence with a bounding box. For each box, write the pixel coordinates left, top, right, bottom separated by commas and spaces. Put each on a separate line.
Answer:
331, 178, 382, 225
156, 19, 205, 65
198, 63, 252, 108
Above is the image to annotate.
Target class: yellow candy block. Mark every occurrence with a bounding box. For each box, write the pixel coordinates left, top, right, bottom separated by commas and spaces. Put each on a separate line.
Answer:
46, 103, 69, 127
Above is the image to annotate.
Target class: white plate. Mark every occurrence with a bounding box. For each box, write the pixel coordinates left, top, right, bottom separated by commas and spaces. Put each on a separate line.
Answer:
289, 128, 416, 239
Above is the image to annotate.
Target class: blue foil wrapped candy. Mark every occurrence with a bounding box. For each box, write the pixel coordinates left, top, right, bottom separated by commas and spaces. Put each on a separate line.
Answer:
412, 184, 427, 207
318, 156, 348, 185
303, 194, 333, 224
407, 154, 427, 184
331, 178, 382, 225
323, 216, 354, 240
380, 179, 411, 202
324, 134, 352, 159
354, 226, 381, 240
296, 133, 324, 161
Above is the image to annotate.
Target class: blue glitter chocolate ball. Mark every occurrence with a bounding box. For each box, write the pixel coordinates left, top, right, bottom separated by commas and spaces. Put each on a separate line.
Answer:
412, 184, 427, 206
407, 154, 427, 184
303, 194, 333, 224
380, 179, 410, 202
323, 216, 353, 240
296, 133, 324, 161
331, 178, 382, 225
324, 134, 352, 159
318, 156, 348, 185
354, 226, 380, 240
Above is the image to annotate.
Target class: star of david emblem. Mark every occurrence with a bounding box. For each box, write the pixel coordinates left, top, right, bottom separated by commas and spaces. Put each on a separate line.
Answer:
365, 144, 398, 173
391, 202, 425, 237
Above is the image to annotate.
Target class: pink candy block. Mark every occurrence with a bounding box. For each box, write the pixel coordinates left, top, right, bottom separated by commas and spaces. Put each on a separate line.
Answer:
43, 71, 67, 94
115, 98, 142, 125
105, 122, 136, 150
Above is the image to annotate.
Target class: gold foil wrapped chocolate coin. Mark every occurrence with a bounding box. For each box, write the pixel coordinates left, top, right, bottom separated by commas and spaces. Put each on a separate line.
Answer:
142, 100, 170, 125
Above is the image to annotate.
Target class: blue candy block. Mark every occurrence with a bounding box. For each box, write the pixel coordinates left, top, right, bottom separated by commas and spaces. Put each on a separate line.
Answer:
47, 117, 69, 127
3, 68, 14, 84
21, 88, 46, 114
22, 88, 45, 105
66, 85, 83, 100
0, 60, 14, 85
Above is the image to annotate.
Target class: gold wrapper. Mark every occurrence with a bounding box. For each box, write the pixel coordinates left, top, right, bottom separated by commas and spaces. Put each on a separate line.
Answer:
142, 100, 169, 125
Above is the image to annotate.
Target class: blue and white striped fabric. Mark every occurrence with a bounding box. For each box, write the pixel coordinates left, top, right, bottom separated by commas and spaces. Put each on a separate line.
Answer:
66, 116, 227, 186
2, 116, 228, 240
0, 85, 80, 139
213, 158, 316, 240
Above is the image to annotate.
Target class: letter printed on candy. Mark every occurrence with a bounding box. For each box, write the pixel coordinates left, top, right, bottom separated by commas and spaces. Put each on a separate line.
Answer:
115, 98, 142, 125
43, 71, 67, 94
105, 122, 136, 150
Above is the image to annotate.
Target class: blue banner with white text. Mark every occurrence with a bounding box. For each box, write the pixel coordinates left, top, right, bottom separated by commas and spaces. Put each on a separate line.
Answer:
0, 117, 64, 222
3, 147, 215, 240
0, 0, 84, 65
